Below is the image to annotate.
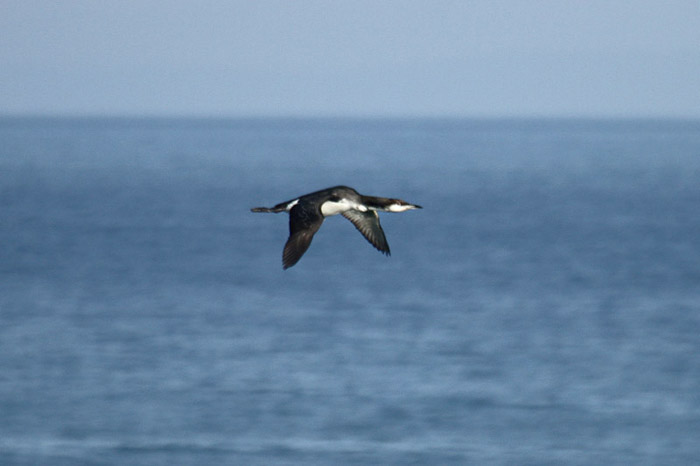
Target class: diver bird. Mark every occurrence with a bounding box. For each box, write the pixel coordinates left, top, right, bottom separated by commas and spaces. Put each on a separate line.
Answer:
251, 186, 421, 269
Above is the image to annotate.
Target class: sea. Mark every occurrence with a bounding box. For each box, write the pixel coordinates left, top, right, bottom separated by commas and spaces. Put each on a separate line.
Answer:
1, 117, 699, 465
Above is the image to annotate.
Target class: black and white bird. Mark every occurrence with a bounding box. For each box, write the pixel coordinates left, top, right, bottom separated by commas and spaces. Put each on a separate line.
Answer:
251, 186, 422, 269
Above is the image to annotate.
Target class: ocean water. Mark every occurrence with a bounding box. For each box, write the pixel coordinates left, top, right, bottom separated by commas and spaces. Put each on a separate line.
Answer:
1, 117, 700, 465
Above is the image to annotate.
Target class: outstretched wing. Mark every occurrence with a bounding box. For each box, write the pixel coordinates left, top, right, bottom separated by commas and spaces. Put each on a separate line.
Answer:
342, 210, 390, 255
283, 202, 324, 269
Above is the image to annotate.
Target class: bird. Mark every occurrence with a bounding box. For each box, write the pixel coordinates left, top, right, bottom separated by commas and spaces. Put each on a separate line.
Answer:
251, 185, 422, 269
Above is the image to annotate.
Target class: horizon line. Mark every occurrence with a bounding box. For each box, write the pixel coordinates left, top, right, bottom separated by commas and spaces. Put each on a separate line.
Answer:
2, 112, 700, 123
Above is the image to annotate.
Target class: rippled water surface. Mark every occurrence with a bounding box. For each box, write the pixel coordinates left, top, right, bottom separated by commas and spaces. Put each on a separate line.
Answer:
2, 118, 700, 465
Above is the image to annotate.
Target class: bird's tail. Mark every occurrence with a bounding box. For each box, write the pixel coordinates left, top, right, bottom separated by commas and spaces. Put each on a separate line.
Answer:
251, 206, 287, 213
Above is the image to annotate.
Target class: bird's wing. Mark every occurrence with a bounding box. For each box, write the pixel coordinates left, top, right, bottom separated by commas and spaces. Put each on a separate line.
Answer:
342, 210, 390, 255
283, 201, 324, 269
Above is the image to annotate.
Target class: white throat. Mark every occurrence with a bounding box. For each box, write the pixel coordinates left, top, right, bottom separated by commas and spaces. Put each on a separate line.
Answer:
387, 203, 416, 212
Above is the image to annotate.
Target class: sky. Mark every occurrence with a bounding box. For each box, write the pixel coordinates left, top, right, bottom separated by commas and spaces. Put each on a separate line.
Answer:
2, 0, 699, 118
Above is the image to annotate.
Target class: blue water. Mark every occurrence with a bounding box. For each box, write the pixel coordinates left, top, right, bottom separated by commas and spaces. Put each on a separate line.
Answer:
1, 117, 700, 465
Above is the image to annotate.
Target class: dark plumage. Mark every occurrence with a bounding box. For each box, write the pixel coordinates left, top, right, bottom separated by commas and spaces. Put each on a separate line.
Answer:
251, 186, 421, 269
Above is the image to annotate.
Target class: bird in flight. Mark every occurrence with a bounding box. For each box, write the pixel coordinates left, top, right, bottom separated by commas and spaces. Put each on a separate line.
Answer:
251, 185, 422, 269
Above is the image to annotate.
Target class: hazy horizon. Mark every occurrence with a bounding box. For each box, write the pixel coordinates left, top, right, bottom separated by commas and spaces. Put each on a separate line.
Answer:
2, 1, 699, 119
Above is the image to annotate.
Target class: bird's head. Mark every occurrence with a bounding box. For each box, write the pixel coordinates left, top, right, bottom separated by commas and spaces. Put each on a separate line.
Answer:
386, 199, 422, 212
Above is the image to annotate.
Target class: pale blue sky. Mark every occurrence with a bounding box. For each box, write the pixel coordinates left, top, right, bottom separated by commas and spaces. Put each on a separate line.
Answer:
2, 0, 699, 117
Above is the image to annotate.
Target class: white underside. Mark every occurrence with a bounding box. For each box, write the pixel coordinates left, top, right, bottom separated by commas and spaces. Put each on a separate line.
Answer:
285, 199, 300, 211
321, 199, 367, 216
